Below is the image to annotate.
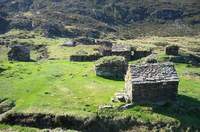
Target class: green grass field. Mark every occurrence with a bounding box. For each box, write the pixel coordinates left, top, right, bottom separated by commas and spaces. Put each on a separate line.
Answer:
0, 30, 199, 131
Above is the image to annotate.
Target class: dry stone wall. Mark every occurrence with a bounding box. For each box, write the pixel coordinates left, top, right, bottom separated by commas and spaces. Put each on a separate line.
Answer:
8, 45, 30, 61
95, 56, 128, 80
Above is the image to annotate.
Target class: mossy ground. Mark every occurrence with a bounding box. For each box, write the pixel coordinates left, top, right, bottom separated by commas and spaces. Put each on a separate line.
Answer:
0, 30, 200, 131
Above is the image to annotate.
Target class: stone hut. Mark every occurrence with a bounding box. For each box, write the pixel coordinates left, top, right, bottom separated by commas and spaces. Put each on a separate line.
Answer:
165, 45, 179, 56
70, 50, 102, 62
125, 62, 179, 104
131, 49, 152, 60
8, 45, 30, 61
95, 56, 128, 80
112, 45, 132, 60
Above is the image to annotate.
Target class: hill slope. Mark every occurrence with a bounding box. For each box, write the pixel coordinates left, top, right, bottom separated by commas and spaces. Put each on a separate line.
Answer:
0, 0, 200, 38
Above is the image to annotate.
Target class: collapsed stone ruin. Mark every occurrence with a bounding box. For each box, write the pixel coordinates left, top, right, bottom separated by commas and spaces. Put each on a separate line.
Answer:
70, 50, 102, 62
111, 44, 132, 61
125, 62, 179, 104
165, 45, 179, 56
95, 56, 128, 80
131, 49, 152, 60
8, 45, 30, 61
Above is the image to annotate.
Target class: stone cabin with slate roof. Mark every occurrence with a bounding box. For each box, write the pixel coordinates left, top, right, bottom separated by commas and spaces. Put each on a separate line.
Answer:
125, 62, 179, 104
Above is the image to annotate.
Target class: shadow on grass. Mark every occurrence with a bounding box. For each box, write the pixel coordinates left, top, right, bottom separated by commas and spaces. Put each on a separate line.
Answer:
152, 95, 200, 129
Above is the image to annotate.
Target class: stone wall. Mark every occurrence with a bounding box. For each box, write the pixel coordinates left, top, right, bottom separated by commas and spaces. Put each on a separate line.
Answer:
8, 45, 30, 61
165, 45, 179, 56
131, 50, 152, 60
70, 54, 102, 62
95, 56, 128, 80
112, 45, 132, 61
128, 81, 179, 104
125, 63, 179, 104
112, 51, 131, 61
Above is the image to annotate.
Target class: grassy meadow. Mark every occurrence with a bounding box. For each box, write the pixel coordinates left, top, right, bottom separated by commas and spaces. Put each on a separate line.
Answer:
0, 30, 200, 131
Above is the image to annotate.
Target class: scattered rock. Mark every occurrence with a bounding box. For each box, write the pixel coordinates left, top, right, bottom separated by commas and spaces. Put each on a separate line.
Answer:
119, 103, 134, 110
62, 41, 77, 47
115, 92, 127, 102
99, 104, 113, 110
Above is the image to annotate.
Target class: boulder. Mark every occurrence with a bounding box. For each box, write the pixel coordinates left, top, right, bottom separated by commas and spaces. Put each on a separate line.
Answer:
62, 41, 77, 47
95, 56, 128, 80
8, 45, 30, 61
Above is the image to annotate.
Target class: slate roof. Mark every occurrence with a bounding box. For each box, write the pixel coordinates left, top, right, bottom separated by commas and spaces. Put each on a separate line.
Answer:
128, 62, 179, 84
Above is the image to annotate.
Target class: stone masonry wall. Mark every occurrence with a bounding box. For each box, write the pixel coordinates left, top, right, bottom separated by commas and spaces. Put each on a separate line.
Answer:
129, 81, 179, 104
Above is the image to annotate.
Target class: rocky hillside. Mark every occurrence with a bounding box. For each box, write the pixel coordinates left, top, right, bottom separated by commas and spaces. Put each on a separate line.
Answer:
0, 0, 200, 38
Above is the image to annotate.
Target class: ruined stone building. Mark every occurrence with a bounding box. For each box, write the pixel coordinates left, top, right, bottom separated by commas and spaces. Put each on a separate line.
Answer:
125, 62, 179, 104
165, 45, 179, 56
8, 45, 30, 61
112, 44, 132, 60
95, 56, 128, 80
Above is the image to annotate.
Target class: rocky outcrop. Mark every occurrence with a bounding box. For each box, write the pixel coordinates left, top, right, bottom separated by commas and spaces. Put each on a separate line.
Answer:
95, 56, 128, 80
8, 45, 30, 61
62, 41, 77, 47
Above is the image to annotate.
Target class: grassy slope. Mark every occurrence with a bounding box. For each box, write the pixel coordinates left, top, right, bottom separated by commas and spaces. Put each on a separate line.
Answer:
0, 61, 200, 129
0, 61, 123, 117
